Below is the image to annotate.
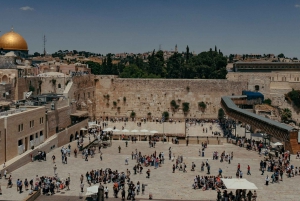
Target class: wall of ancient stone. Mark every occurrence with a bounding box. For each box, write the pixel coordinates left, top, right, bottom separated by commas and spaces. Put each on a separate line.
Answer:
95, 76, 247, 120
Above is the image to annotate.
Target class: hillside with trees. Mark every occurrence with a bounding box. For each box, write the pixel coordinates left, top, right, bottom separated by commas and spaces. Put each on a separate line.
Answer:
86, 47, 227, 79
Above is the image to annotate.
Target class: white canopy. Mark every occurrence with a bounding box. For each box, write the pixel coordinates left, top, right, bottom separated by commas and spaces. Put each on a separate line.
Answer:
122, 129, 129, 132
221, 178, 258, 190
273, 142, 283, 146
103, 128, 113, 131
150, 130, 158, 134
80, 128, 88, 131
140, 129, 149, 132
131, 129, 139, 133
113, 129, 120, 132
86, 185, 99, 196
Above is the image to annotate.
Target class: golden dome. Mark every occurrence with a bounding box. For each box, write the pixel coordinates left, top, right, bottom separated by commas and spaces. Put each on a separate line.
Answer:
0, 29, 28, 51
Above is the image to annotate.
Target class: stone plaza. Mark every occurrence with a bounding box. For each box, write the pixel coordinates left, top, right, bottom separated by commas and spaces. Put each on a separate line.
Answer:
1, 122, 300, 201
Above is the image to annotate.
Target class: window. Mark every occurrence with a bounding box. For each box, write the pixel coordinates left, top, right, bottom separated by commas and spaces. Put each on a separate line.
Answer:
3, 93, 5, 98
30, 135, 34, 141
88, 92, 90, 98
30, 120, 34, 128
18, 139, 23, 146
40, 117, 44, 124
58, 83, 61, 88
255, 85, 259, 91
18, 123, 23, 132
40, 131, 43, 136
36, 133, 38, 138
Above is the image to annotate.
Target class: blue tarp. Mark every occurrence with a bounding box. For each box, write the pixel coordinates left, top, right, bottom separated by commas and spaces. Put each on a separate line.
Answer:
242, 91, 264, 101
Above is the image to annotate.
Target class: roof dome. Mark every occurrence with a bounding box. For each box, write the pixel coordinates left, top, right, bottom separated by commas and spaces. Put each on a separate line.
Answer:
0, 29, 28, 51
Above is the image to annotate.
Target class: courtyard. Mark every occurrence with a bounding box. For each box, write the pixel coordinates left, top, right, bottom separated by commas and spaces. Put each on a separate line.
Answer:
1, 125, 300, 201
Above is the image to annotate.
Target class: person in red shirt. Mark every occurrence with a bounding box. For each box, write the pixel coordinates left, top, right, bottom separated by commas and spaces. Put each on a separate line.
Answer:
237, 163, 240, 171
247, 165, 251, 175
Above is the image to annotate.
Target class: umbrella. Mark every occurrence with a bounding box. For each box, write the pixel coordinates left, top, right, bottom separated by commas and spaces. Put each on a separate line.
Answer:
113, 129, 120, 132
150, 130, 158, 133
103, 128, 113, 131
86, 185, 99, 196
131, 129, 139, 133
122, 129, 129, 132
221, 178, 258, 190
140, 129, 149, 133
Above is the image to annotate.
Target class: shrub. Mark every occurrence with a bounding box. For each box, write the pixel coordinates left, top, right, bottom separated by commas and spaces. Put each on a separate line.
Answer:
198, 101, 207, 112
123, 97, 126, 102
182, 102, 190, 114
263, 98, 272, 105
218, 108, 225, 120
147, 112, 151, 116
162, 111, 169, 120
130, 111, 136, 118
113, 101, 117, 106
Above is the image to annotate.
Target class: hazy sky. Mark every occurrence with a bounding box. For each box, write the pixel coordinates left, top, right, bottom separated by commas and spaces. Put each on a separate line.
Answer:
1, 1, 300, 57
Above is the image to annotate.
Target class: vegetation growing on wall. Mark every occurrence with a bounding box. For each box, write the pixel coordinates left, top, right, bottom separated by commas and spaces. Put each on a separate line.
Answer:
170, 100, 179, 111
130, 111, 136, 118
162, 111, 169, 120
263, 98, 272, 105
198, 101, 207, 112
182, 102, 190, 114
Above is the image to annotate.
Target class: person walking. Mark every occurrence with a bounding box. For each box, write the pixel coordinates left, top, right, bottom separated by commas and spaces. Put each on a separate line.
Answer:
53, 165, 57, 175
52, 155, 55, 163
104, 186, 109, 198
80, 182, 84, 192
100, 152, 103, 161
118, 146, 121, 153
247, 165, 251, 175
265, 175, 269, 185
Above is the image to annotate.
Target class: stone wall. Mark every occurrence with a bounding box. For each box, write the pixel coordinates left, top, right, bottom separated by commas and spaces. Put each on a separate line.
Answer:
72, 75, 97, 118
57, 119, 88, 147
0, 118, 5, 164
47, 106, 71, 137
95, 76, 247, 120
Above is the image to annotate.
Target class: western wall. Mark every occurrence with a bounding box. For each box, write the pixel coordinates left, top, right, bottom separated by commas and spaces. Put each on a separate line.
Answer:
94, 75, 248, 120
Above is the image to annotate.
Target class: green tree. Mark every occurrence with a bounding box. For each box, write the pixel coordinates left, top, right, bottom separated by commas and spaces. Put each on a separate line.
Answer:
218, 108, 225, 120
277, 53, 285, 58
182, 102, 190, 114
263, 98, 272, 105
281, 108, 292, 122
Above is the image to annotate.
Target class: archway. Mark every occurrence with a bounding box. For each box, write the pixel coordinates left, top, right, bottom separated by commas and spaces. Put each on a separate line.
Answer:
75, 131, 79, 139
70, 134, 74, 142
2, 75, 8, 83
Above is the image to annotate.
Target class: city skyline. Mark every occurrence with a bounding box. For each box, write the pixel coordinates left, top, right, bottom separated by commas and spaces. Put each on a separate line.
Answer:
1, 0, 300, 57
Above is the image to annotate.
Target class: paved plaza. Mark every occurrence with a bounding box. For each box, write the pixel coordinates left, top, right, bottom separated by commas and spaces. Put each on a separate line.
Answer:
1, 131, 300, 201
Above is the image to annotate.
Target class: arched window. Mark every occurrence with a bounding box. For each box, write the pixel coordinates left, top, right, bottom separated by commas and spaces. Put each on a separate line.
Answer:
58, 83, 61, 88
255, 85, 259, 91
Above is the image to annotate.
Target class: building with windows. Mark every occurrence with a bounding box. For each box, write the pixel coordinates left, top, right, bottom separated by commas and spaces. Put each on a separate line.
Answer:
233, 61, 300, 72
0, 106, 46, 164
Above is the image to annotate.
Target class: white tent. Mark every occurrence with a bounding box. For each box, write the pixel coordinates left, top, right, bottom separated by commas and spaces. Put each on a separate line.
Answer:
80, 128, 88, 131
140, 129, 149, 133
221, 178, 258, 190
103, 128, 113, 132
122, 129, 129, 132
150, 130, 158, 134
86, 185, 99, 196
273, 142, 283, 146
131, 129, 139, 133
112, 129, 120, 132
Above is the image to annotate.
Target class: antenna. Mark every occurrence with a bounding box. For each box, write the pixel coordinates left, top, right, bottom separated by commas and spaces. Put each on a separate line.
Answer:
159, 44, 162, 51
43, 35, 47, 56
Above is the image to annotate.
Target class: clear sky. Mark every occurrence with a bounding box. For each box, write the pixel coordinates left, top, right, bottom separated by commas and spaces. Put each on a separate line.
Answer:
1, 1, 300, 57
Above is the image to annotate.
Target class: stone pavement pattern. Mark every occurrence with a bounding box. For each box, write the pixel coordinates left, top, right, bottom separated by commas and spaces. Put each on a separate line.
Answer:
1, 137, 300, 201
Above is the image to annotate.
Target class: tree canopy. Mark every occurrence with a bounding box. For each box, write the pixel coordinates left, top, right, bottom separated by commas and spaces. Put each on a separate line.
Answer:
85, 47, 228, 79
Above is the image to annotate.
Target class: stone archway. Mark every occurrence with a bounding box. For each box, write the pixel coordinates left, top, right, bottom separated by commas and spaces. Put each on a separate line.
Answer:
2, 75, 8, 83
70, 134, 74, 142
